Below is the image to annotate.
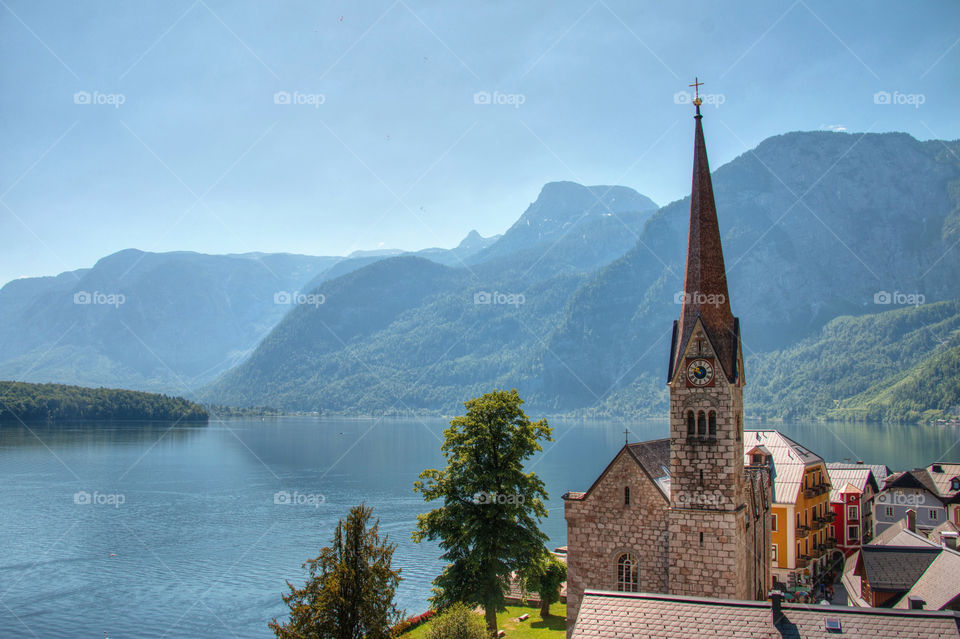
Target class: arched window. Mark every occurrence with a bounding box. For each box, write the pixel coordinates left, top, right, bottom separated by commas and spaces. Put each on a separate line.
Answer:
708, 411, 717, 437
686, 411, 695, 436
617, 553, 639, 592
697, 411, 706, 437
624, 486, 631, 506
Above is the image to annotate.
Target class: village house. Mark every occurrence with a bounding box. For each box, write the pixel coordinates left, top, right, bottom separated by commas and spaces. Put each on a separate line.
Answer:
743, 430, 832, 585
826, 463, 880, 557
875, 470, 947, 536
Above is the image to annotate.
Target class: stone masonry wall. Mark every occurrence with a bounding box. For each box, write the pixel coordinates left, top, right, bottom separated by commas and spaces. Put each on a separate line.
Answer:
564, 450, 669, 635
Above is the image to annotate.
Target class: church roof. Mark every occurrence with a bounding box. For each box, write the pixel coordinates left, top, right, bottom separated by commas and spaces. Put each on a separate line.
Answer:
564, 438, 671, 503
669, 110, 739, 383
743, 430, 825, 505
570, 590, 960, 639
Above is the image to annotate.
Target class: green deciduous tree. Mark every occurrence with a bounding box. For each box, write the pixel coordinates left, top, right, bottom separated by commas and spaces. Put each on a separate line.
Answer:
424, 603, 488, 639
519, 551, 567, 618
413, 389, 552, 634
270, 503, 402, 639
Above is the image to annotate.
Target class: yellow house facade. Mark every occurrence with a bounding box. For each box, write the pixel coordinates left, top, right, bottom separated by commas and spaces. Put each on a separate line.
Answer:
745, 431, 832, 585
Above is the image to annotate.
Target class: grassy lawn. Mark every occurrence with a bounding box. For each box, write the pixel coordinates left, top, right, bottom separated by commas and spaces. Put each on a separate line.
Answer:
405, 604, 566, 638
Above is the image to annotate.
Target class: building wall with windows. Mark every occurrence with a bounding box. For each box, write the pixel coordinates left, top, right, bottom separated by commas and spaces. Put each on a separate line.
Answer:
873, 486, 945, 536
563, 445, 670, 627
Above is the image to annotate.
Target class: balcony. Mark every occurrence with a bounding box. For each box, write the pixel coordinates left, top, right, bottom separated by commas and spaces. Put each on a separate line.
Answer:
810, 546, 824, 558
811, 519, 825, 531
824, 511, 837, 522
803, 488, 816, 499
825, 538, 836, 549
797, 555, 810, 568
796, 524, 810, 536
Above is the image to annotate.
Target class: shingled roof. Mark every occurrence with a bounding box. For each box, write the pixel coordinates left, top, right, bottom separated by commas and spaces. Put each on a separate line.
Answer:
563, 438, 671, 502
743, 430, 825, 504
571, 590, 960, 638
669, 109, 739, 384
860, 546, 941, 592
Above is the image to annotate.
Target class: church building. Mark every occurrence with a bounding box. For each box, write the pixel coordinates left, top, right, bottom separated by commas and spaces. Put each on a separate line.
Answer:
562, 89, 773, 635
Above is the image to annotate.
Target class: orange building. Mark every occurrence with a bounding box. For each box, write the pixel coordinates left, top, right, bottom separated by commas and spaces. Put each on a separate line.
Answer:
744, 431, 833, 585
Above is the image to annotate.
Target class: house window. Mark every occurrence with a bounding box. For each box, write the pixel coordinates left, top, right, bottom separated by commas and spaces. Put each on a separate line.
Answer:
848, 506, 857, 520
772, 514, 778, 532
697, 411, 706, 437
885, 506, 894, 518
624, 486, 630, 506
616, 553, 639, 592
930, 509, 938, 521
951, 478, 960, 492
772, 544, 778, 562
752, 454, 763, 465
686, 411, 695, 436
848, 526, 859, 540
708, 411, 717, 437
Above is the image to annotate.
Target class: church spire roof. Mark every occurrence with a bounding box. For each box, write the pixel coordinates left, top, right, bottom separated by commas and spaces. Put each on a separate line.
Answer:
670, 88, 739, 383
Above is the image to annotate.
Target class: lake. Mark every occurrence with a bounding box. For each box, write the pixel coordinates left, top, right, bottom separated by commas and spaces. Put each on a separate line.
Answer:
1, 416, 958, 638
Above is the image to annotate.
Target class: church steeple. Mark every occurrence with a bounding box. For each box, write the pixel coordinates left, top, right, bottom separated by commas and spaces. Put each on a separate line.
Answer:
669, 88, 739, 383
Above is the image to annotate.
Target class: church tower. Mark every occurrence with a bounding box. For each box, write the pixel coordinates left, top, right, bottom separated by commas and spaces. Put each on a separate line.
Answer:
666, 87, 757, 600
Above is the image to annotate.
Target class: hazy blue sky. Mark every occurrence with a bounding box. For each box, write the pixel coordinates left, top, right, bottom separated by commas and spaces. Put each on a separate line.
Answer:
2, 0, 958, 285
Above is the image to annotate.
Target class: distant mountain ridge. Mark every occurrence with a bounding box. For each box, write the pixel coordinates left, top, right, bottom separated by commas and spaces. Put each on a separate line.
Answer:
4, 129, 959, 422
205, 130, 960, 418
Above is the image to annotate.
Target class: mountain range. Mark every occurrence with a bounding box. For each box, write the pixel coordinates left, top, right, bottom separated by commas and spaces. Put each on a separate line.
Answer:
2, 130, 959, 421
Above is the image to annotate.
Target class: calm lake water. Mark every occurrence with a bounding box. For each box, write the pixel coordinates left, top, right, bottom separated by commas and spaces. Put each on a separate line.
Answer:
1, 416, 958, 638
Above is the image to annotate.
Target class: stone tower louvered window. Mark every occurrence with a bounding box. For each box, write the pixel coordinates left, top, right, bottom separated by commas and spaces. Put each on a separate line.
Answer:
616, 553, 639, 592
697, 411, 706, 437
708, 411, 717, 437
686, 411, 695, 436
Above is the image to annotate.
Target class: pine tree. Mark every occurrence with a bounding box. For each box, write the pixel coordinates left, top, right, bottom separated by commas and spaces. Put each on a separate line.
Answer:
270, 503, 402, 639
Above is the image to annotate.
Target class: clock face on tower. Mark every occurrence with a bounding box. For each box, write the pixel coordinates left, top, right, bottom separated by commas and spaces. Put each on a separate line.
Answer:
686, 358, 714, 387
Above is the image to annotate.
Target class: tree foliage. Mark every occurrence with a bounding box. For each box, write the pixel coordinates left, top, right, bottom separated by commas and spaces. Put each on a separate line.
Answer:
270, 503, 402, 639
423, 603, 488, 639
519, 552, 567, 617
413, 389, 552, 633
0, 381, 207, 422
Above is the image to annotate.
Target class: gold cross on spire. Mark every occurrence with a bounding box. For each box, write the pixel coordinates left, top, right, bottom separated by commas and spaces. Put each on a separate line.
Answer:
689, 77, 704, 106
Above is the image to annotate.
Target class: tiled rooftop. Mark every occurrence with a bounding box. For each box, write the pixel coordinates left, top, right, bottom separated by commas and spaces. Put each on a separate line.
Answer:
860, 546, 941, 591
744, 430, 824, 504
894, 547, 960, 611
571, 590, 960, 638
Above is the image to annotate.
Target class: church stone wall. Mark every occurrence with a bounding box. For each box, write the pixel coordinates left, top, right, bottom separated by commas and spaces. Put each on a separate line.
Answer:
564, 450, 669, 633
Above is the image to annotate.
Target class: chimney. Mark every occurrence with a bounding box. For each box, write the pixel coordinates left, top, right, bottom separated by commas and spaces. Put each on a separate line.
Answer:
942, 532, 959, 550
856, 460, 864, 465
908, 596, 926, 610
907, 509, 917, 533
769, 590, 784, 625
